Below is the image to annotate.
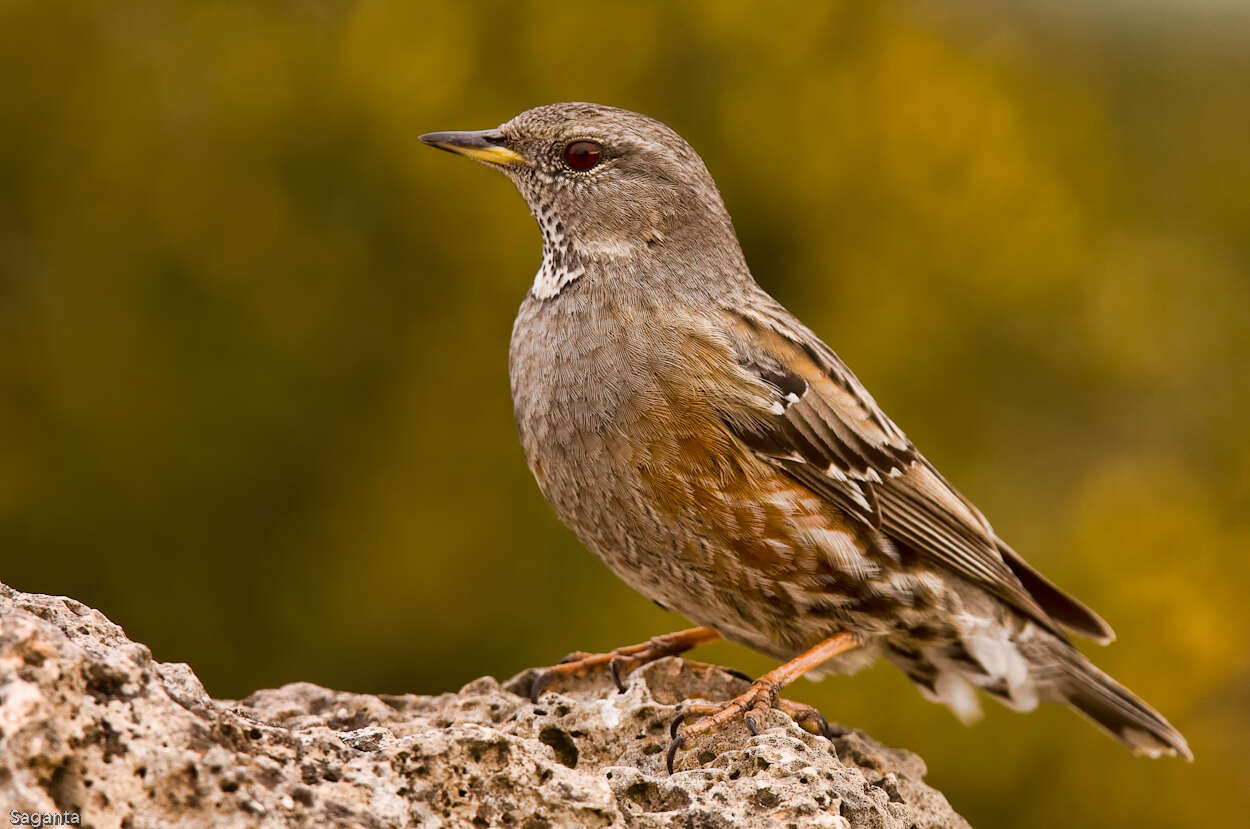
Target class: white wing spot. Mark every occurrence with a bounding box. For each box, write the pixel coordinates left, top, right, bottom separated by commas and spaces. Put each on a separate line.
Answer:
825, 463, 849, 482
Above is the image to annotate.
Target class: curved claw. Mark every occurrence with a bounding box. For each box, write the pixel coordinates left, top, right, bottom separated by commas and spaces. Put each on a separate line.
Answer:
529, 670, 556, 703
669, 711, 688, 740
608, 655, 631, 693
743, 712, 761, 736
724, 668, 753, 683
776, 697, 838, 739
823, 722, 849, 739
665, 734, 685, 775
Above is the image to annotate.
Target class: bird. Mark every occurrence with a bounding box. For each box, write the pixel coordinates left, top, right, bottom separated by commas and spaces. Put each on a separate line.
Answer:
420, 102, 1192, 771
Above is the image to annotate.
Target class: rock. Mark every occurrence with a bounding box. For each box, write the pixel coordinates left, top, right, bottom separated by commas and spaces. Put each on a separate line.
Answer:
0, 582, 970, 828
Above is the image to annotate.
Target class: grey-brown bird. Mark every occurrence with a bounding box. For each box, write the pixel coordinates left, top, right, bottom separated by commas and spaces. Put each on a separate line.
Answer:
420, 103, 1191, 770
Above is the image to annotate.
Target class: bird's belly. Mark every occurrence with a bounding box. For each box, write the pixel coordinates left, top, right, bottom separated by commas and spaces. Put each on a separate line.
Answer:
565, 455, 906, 664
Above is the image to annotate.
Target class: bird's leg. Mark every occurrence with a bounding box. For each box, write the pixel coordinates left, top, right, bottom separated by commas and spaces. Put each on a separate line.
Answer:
529, 626, 722, 702
666, 632, 857, 773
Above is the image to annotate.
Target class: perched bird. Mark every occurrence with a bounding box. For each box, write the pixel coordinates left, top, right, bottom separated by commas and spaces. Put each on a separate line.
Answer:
420, 103, 1191, 770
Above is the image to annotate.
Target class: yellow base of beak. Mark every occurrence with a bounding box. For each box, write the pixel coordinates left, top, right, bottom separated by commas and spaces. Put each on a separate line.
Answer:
443, 144, 524, 166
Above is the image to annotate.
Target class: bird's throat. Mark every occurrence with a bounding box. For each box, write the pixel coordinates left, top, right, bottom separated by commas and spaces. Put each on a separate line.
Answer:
529, 201, 586, 300
531, 239, 585, 300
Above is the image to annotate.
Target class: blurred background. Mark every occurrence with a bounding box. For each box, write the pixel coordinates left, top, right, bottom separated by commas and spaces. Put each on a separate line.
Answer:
2, 1, 1248, 825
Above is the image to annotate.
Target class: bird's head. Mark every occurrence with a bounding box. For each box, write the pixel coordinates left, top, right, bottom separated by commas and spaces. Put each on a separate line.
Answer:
421, 103, 743, 280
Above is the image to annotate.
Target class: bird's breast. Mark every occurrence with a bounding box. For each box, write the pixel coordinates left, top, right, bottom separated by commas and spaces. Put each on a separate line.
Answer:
506, 287, 924, 657
510, 289, 647, 457
510, 284, 736, 535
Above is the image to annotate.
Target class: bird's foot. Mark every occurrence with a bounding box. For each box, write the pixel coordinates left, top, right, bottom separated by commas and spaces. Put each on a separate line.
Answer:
664, 687, 839, 773
529, 626, 721, 702
665, 632, 857, 773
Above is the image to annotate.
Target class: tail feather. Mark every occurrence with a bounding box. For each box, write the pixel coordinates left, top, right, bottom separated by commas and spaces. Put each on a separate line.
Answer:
1056, 648, 1192, 761
997, 540, 1116, 644
894, 621, 1192, 760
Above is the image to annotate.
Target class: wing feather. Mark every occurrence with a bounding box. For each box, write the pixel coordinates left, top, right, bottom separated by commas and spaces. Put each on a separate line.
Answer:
721, 298, 1112, 642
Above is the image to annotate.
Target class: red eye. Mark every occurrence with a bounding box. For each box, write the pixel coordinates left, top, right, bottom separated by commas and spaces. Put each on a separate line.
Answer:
562, 140, 602, 171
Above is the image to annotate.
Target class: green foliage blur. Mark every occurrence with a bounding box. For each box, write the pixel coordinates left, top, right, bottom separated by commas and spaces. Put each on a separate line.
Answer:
3, 1, 1248, 825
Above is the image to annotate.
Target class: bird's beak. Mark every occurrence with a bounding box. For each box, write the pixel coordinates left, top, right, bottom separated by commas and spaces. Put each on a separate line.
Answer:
419, 129, 525, 167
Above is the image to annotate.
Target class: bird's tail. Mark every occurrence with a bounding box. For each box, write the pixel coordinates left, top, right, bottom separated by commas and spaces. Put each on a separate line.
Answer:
890, 616, 1191, 760
1052, 645, 1192, 761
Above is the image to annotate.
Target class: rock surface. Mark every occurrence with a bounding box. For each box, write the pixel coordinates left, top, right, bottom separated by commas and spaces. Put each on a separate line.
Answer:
0, 582, 969, 828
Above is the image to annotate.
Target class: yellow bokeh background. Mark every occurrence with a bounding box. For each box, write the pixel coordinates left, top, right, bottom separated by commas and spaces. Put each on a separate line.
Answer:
2, 2, 1248, 825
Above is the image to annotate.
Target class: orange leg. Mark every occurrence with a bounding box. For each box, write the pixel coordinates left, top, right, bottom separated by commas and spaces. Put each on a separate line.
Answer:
529, 626, 722, 702
666, 632, 857, 773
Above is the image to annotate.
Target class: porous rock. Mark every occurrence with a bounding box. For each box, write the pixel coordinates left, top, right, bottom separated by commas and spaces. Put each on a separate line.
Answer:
0, 583, 970, 827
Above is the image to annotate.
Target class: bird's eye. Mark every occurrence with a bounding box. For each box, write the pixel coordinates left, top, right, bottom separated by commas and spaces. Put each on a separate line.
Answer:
562, 140, 602, 172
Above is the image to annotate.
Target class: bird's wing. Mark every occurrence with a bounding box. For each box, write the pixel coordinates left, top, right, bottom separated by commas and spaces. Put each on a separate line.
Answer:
718, 297, 1113, 643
